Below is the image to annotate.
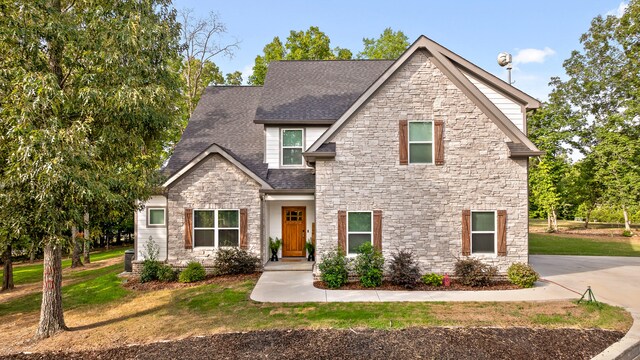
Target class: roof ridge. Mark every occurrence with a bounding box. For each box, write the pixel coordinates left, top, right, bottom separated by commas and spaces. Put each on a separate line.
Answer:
269, 59, 395, 63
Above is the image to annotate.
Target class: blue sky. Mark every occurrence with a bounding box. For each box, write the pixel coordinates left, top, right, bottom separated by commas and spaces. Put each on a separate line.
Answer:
172, 0, 628, 101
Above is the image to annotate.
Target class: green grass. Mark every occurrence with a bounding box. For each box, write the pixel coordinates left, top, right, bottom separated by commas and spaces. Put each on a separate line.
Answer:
0, 247, 128, 285
529, 233, 640, 256
0, 262, 129, 317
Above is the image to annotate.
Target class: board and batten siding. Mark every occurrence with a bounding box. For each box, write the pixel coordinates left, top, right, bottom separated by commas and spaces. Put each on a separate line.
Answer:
463, 72, 525, 133
264, 126, 329, 169
136, 195, 168, 261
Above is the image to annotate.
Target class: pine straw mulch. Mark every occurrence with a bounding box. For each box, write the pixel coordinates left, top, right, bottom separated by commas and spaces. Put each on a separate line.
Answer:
2, 328, 624, 360
122, 273, 261, 291
314, 279, 520, 291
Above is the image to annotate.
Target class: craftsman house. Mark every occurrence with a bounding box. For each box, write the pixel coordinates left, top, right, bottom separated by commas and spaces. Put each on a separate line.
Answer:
134, 35, 542, 274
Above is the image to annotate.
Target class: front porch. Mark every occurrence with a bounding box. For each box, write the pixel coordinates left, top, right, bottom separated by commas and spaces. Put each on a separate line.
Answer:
262, 190, 316, 264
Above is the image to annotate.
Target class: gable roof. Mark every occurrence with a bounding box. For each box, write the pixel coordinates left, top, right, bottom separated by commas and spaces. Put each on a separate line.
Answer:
307, 36, 543, 155
254, 60, 393, 124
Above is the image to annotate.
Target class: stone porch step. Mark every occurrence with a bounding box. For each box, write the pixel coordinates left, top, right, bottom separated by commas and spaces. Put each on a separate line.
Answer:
264, 258, 314, 271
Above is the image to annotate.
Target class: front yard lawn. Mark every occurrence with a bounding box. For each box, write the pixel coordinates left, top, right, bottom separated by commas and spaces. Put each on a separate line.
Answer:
530, 233, 640, 257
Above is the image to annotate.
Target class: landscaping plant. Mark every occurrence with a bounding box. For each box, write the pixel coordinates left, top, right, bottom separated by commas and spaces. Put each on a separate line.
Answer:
305, 240, 315, 261
354, 243, 384, 288
212, 248, 260, 275
140, 237, 162, 283
157, 264, 178, 282
454, 258, 497, 287
179, 262, 207, 283
318, 248, 349, 288
422, 273, 444, 286
507, 262, 539, 288
268, 237, 281, 261
388, 250, 420, 289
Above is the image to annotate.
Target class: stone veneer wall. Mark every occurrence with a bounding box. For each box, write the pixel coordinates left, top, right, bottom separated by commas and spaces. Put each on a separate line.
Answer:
314, 49, 529, 274
166, 154, 262, 266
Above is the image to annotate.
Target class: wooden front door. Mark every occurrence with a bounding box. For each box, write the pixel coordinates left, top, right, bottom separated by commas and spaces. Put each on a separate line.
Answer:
282, 207, 306, 257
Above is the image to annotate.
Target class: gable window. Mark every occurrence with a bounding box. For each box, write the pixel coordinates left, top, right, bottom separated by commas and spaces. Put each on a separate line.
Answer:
347, 211, 372, 255
281, 129, 304, 166
147, 208, 165, 227
471, 211, 496, 254
408, 121, 433, 164
193, 209, 240, 248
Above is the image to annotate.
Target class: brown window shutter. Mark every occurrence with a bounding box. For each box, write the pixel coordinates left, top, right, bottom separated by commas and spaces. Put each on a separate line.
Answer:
462, 209, 470, 256
240, 208, 248, 249
338, 210, 346, 252
434, 120, 445, 165
373, 210, 382, 252
399, 120, 408, 165
184, 208, 193, 249
497, 210, 507, 256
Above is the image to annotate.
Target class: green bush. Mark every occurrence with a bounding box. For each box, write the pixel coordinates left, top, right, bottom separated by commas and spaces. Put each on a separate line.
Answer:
179, 262, 206, 283
507, 262, 539, 288
622, 230, 633, 237
454, 258, 497, 287
157, 264, 178, 282
354, 243, 384, 288
212, 248, 260, 275
318, 249, 349, 288
140, 259, 161, 283
388, 250, 420, 289
421, 273, 444, 286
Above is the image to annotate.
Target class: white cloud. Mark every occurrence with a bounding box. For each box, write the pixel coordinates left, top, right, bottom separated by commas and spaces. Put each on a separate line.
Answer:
606, 2, 628, 17
241, 64, 253, 85
512, 47, 556, 65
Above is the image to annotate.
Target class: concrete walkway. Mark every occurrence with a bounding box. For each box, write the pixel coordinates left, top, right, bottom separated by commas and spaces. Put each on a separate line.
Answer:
251, 255, 640, 359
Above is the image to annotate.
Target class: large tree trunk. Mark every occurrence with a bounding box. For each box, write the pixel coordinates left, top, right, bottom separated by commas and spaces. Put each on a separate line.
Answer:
547, 213, 552, 231
83, 212, 90, 264
623, 206, 631, 232
36, 242, 67, 339
584, 209, 591, 229
2, 244, 14, 291
551, 208, 559, 232
71, 226, 83, 268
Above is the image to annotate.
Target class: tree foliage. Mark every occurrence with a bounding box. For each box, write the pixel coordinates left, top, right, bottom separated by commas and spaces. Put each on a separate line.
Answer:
358, 28, 410, 59
0, 0, 182, 338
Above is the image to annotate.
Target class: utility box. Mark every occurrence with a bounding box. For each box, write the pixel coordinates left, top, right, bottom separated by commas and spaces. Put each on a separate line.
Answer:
124, 249, 135, 272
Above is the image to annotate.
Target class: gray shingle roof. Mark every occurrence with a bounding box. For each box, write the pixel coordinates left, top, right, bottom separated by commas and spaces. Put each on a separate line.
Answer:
254, 60, 393, 123
266, 169, 315, 189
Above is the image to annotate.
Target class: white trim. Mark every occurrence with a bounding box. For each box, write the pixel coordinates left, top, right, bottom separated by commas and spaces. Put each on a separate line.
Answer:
408, 120, 434, 164
192, 209, 240, 248
280, 128, 305, 167
147, 207, 166, 227
470, 210, 497, 256
162, 144, 272, 189
346, 211, 373, 255
265, 194, 315, 201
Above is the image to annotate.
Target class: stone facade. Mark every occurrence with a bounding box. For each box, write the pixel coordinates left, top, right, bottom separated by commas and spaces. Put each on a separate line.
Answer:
166, 154, 263, 266
314, 50, 529, 274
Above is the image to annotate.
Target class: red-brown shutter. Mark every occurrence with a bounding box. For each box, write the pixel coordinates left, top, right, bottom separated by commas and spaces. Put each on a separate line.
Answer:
462, 209, 470, 256
399, 120, 408, 165
434, 120, 445, 165
240, 208, 248, 249
338, 210, 347, 252
184, 208, 193, 249
373, 210, 382, 252
497, 210, 507, 256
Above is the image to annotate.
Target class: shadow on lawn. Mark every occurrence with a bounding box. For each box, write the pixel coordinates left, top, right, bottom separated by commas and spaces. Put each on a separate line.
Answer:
69, 305, 165, 331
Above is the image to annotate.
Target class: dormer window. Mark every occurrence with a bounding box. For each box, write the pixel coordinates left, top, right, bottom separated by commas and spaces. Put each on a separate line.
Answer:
281, 129, 304, 166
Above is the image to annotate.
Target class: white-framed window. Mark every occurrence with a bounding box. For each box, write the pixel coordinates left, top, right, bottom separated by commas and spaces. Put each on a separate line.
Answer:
193, 209, 240, 248
471, 210, 496, 255
281, 129, 304, 166
147, 208, 166, 227
408, 121, 433, 164
347, 211, 372, 255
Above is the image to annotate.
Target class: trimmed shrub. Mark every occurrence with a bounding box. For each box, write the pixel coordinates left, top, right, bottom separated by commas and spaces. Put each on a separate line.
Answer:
157, 264, 178, 282
179, 262, 206, 283
422, 273, 444, 286
388, 250, 420, 289
318, 249, 349, 289
212, 248, 261, 275
354, 243, 384, 288
622, 230, 633, 237
507, 262, 539, 288
140, 260, 161, 283
454, 258, 497, 287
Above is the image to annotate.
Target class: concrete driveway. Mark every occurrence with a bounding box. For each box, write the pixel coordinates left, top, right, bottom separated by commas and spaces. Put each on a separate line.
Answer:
531, 255, 640, 360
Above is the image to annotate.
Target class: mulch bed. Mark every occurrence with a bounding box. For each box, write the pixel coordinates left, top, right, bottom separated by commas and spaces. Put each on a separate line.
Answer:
314, 280, 520, 291
2, 328, 623, 360
122, 273, 260, 291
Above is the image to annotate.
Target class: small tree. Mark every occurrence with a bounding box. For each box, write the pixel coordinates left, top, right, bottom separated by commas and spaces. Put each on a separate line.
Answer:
354, 243, 384, 288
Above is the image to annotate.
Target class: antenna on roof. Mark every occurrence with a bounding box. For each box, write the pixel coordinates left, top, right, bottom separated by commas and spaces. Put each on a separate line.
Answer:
497, 52, 513, 85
